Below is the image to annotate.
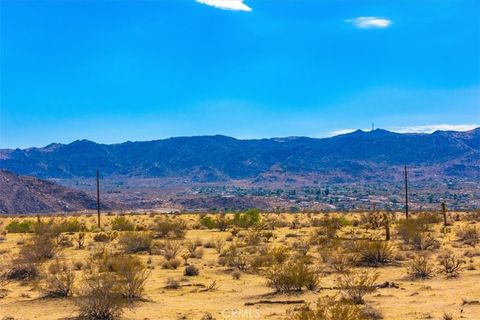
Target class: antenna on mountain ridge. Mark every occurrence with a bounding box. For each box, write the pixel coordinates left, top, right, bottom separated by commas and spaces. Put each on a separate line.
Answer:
372, 123, 375, 131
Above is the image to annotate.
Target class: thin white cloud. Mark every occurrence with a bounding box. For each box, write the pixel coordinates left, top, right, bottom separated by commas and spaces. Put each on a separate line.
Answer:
347, 16, 391, 28
390, 124, 479, 134
328, 129, 358, 136
196, 0, 252, 11
328, 124, 479, 137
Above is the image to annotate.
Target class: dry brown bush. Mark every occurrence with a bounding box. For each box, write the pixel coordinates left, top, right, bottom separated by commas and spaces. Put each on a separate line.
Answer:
456, 225, 479, 246
77, 272, 124, 320
285, 296, 368, 320
437, 252, 465, 278
336, 270, 379, 304
118, 232, 152, 253
406, 255, 434, 280
351, 240, 393, 266
152, 218, 187, 238
42, 259, 75, 297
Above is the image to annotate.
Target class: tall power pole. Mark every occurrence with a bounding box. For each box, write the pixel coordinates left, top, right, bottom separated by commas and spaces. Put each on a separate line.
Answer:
96, 169, 101, 229
404, 165, 409, 221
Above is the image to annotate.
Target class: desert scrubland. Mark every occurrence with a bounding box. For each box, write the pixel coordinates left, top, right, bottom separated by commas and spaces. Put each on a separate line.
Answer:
0, 211, 479, 320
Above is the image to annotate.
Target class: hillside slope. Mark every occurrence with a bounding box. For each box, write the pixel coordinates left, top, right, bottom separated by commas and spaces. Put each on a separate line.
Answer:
0, 170, 104, 214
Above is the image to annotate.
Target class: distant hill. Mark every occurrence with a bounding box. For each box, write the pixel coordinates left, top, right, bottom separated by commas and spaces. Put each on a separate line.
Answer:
0, 170, 110, 214
1, 128, 479, 184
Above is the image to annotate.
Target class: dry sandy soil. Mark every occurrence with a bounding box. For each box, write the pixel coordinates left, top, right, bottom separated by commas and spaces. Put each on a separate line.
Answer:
0, 212, 479, 320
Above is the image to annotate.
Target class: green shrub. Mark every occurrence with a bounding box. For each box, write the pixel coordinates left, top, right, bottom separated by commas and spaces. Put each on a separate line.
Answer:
200, 216, 216, 229
6, 220, 34, 233
59, 219, 86, 233
233, 209, 260, 228
266, 258, 319, 292
111, 216, 135, 232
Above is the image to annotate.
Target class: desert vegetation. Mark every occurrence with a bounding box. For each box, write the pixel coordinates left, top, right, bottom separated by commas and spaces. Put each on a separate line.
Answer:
0, 210, 479, 319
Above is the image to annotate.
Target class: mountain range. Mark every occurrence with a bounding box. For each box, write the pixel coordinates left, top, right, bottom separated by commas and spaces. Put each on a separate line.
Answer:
1, 128, 479, 183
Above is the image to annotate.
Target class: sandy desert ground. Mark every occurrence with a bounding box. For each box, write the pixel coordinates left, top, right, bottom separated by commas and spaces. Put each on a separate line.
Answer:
0, 211, 479, 320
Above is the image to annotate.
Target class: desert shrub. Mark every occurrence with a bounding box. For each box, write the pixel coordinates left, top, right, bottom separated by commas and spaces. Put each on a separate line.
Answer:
155, 239, 182, 260
245, 229, 262, 246
360, 213, 383, 229
4, 263, 38, 281
59, 219, 86, 233
74, 261, 84, 270
361, 305, 384, 320
310, 217, 342, 245
407, 255, 434, 279
200, 216, 216, 229
77, 272, 124, 320
111, 255, 150, 300
153, 218, 187, 238
57, 234, 74, 247
266, 258, 319, 292
233, 209, 261, 228
215, 214, 231, 231
161, 258, 181, 269
118, 232, 152, 253
93, 232, 111, 242
269, 246, 291, 264
285, 296, 367, 320
412, 233, 440, 251
6, 220, 34, 233
336, 270, 379, 304
232, 269, 241, 280
184, 265, 199, 276
328, 252, 352, 274
19, 223, 58, 263
456, 226, 479, 246
214, 238, 225, 253
352, 240, 393, 266
165, 277, 180, 289
396, 218, 429, 244
77, 232, 86, 249
42, 260, 75, 297
437, 252, 465, 278
220, 245, 248, 270
111, 216, 135, 231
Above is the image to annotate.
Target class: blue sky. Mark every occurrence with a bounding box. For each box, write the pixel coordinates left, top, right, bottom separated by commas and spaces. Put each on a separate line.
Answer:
0, 0, 479, 148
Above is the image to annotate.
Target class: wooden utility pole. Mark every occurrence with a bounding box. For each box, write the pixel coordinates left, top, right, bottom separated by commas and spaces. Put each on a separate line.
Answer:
441, 202, 447, 227
404, 165, 409, 221
96, 169, 101, 229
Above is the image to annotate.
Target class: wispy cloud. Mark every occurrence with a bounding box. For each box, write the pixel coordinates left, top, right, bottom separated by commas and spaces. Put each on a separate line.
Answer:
346, 17, 391, 28
328, 124, 479, 137
390, 124, 479, 134
196, 0, 252, 12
